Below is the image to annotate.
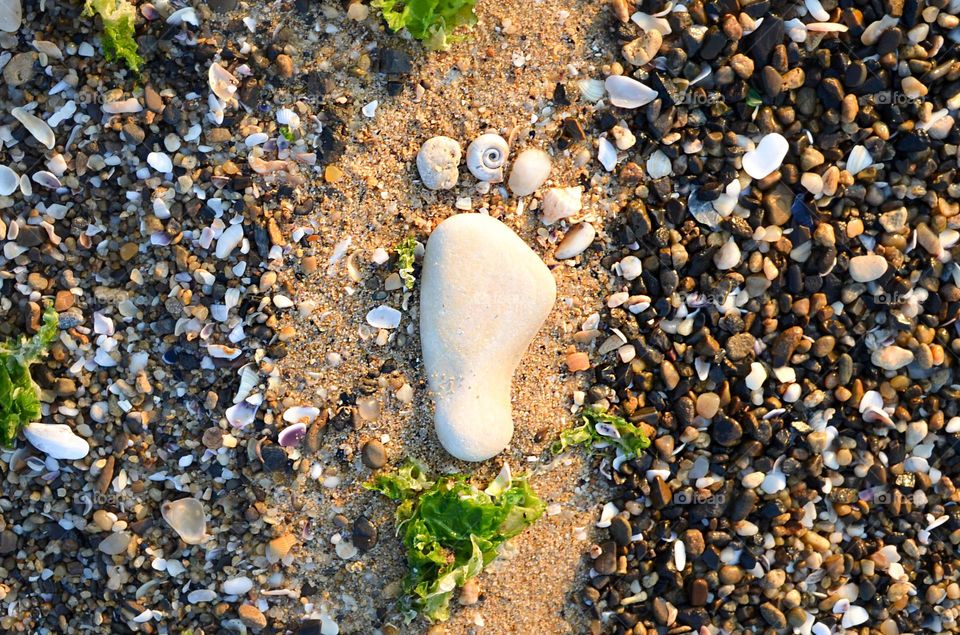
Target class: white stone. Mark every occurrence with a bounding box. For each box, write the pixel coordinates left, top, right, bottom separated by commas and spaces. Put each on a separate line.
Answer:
742, 133, 788, 180
0, 0, 22, 32
23, 422, 89, 460
215, 224, 244, 259
147, 152, 173, 173
508, 148, 551, 196
555, 222, 595, 259
541, 186, 582, 225
849, 254, 887, 282
872, 346, 914, 371
420, 214, 556, 461
417, 136, 461, 190
604, 74, 657, 108
222, 576, 254, 595
646, 150, 671, 179
714, 238, 741, 270
746, 362, 767, 390
99, 532, 132, 555
846, 144, 873, 175
619, 256, 642, 280
598, 136, 618, 171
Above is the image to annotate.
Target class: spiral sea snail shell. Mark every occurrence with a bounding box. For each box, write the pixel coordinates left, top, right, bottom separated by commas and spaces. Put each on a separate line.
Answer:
466, 133, 509, 183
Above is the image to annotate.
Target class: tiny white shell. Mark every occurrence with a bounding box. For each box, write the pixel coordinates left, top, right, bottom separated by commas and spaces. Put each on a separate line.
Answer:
508, 148, 551, 196
555, 222, 596, 259
466, 133, 509, 183
0, 165, 18, 196
417, 136, 461, 190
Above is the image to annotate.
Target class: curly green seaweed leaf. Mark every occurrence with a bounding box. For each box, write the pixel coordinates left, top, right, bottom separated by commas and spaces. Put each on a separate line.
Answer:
395, 236, 418, 290
373, 0, 478, 51
0, 307, 59, 448
366, 460, 544, 623
551, 406, 651, 459
83, 0, 143, 71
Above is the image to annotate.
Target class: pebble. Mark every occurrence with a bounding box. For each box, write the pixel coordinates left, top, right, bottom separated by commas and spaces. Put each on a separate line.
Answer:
417, 136, 461, 190
604, 74, 657, 108
508, 148, 552, 196
541, 186, 583, 225
238, 604, 268, 629
872, 346, 914, 371
849, 254, 888, 282
352, 516, 378, 551
742, 133, 788, 180
361, 439, 387, 469
555, 222, 595, 259
23, 422, 89, 460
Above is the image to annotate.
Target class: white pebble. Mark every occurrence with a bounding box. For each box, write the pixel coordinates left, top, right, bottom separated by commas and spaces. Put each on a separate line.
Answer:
555, 222, 595, 259
508, 148, 552, 196
742, 133, 788, 180
366, 305, 401, 329
604, 74, 658, 108
215, 224, 244, 259
713, 238, 741, 270
147, 152, 173, 173
848, 254, 888, 282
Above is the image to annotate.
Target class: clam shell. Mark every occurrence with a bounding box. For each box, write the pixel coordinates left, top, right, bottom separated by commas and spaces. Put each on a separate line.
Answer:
604, 75, 658, 108
11, 106, 55, 149
147, 152, 173, 173
31, 170, 60, 190
278, 422, 307, 447
282, 406, 320, 424
555, 222, 596, 259
0, 165, 18, 196
208, 62, 238, 103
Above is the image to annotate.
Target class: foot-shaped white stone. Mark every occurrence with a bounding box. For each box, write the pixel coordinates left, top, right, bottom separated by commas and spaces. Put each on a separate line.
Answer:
420, 214, 556, 461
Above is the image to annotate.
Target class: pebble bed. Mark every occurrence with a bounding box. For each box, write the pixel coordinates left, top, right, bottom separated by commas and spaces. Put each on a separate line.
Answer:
2, 0, 960, 633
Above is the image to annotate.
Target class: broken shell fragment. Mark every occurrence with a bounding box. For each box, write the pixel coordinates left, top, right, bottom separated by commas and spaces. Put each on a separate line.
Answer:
541, 186, 583, 225
604, 75, 658, 108
161, 498, 208, 545
466, 133, 509, 183
11, 106, 55, 149
742, 133, 788, 180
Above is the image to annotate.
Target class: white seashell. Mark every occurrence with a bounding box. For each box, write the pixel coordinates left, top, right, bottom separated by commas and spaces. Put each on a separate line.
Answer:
47, 101, 77, 128
742, 133, 788, 180
276, 107, 300, 127
713, 238, 741, 270
215, 224, 244, 259
222, 577, 254, 596
102, 98, 142, 114
555, 222, 595, 259
806, 21, 849, 32
646, 150, 671, 179
31, 171, 60, 190
208, 62, 238, 103
0, 165, 18, 196
283, 406, 320, 424
226, 395, 262, 428
161, 497, 207, 544
11, 107, 55, 150
167, 6, 199, 26
0, 0, 22, 32
147, 152, 173, 173
631, 11, 671, 34
596, 501, 619, 527
508, 148, 552, 196
466, 133, 509, 183
541, 186, 583, 225
605, 75, 658, 108
577, 79, 606, 102
841, 606, 869, 628
366, 305, 401, 329
187, 589, 217, 604
804, 0, 830, 21
23, 422, 90, 460
846, 144, 873, 175
598, 136, 618, 172
416, 136, 461, 190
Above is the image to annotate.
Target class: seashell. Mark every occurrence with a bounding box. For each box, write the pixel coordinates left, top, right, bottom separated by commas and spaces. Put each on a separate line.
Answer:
208, 62, 238, 103
167, 6, 199, 26
102, 98, 142, 114
18, 173, 31, 197
140, 3, 160, 20
147, 152, 173, 173
23, 422, 89, 460
366, 305, 401, 329
226, 394, 262, 428
508, 148, 551, 196
541, 186, 583, 225
806, 21, 849, 32
32, 40, 62, 60
416, 136, 461, 190
187, 589, 217, 604
235, 364, 259, 402
0, 165, 18, 196
846, 144, 873, 175
646, 149, 671, 178
577, 79, 606, 102
598, 136, 618, 172
742, 133, 788, 180
222, 577, 253, 596
555, 222, 596, 259
466, 133, 509, 183
31, 170, 60, 190
0, 0, 22, 32
282, 406, 320, 424
276, 107, 300, 128
11, 106, 55, 149
278, 423, 307, 447
161, 497, 208, 544
604, 75, 658, 108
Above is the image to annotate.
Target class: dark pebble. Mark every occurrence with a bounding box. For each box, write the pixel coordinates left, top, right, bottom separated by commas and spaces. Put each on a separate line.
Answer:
352, 516, 378, 551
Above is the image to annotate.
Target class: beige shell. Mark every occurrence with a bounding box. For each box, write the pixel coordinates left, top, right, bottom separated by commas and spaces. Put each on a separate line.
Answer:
466, 133, 509, 183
